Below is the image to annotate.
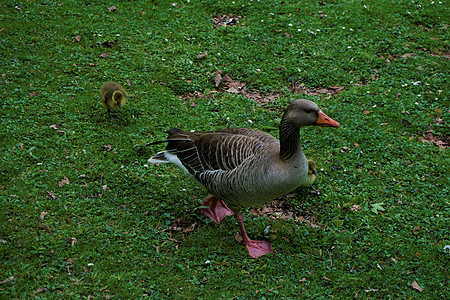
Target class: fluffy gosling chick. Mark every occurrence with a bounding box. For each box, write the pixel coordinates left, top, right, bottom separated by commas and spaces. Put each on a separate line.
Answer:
100, 81, 127, 119
299, 159, 318, 187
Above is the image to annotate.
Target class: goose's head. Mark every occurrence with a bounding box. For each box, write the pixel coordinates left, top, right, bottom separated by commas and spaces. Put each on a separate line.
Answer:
282, 99, 340, 128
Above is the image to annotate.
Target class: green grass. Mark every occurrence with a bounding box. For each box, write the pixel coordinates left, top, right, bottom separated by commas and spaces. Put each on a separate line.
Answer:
1, 0, 449, 298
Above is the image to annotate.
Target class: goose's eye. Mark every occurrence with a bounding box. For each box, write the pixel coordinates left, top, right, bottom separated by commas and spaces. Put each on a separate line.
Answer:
305, 109, 312, 113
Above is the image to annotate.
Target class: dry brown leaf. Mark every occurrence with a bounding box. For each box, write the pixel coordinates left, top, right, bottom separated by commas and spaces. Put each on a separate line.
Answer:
351, 205, 361, 212
227, 87, 239, 94
58, 177, 70, 187
214, 70, 222, 87
234, 232, 243, 243
411, 281, 423, 292
103, 144, 114, 151
108, 6, 116, 12
29, 91, 38, 97
340, 146, 349, 153
363, 110, 371, 115
71, 237, 77, 247
182, 223, 196, 234
100, 53, 108, 58
0, 277, 13, 285
323, 275, 331, 281
47, 191, 57, 199
196, 51, 208, 59
40, 211, 48, 220
75, 35, 81, 42
299, 278, 306, 282
221, 74, 232, 85
401, 53, 415, 58
33, 288, 46, 295
212, 14, 242, 27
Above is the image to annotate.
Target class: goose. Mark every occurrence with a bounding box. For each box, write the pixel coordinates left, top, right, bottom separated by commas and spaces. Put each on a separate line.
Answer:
148, 99, 339, 258
100, 81, 127, 119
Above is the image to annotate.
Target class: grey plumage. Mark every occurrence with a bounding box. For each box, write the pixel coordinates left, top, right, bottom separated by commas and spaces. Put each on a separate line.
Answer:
149, 99, 338, 212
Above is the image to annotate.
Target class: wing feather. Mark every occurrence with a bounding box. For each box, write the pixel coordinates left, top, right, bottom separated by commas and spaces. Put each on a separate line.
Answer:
162, 128, 277, 175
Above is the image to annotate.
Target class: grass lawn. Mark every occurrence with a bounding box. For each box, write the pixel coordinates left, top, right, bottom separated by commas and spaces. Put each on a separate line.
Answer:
1, 0, 448, 298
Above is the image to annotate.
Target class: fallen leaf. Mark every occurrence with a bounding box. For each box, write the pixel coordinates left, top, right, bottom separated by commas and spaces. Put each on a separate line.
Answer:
75, 35, 81, 42
40, 211, 48, 220
299, 278, 306, 282
212, 14, 242, 27
401, 53, 415, 58
323, 275, 331, 281
411, 281, 423, 292
71, 237, 77, 247
100, 53, 108, 58
33, 288, 46, 295
351, 205, 361, 212
234, 232, 243, 243
196, 51, 208, 59
108, 6, 116, 12
0, 277, 13, 285
182, 224, 195, 234
58, 177, 70, 187
49, 123, 63, 130
47, 191, 57, 199
29, 91, 38, 97
363, 110, 371, 115
103, 144, 114, 151
227, 87, 239, 94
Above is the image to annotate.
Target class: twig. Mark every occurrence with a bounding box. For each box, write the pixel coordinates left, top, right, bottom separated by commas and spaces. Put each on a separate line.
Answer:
327, 249, 333, 268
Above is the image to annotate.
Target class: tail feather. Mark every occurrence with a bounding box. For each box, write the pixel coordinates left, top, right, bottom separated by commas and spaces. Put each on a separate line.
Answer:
148, 151, 169, 163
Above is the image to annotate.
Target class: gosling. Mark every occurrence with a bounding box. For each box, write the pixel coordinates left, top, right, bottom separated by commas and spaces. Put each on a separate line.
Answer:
299, 160, 320, 194
299, 160, 318, 187
100, 81, 127, 119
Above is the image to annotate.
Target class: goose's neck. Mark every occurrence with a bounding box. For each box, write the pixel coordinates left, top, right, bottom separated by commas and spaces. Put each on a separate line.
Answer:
279, 122, 302, 161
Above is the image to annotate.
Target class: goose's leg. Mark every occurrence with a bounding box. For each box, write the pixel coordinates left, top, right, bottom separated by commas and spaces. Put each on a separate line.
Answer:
201, 195, 234, 224
235, 212, 273, 258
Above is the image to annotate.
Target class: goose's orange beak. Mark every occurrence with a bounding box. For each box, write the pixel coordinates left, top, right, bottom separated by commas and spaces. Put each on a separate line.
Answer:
316, 111, 340, 127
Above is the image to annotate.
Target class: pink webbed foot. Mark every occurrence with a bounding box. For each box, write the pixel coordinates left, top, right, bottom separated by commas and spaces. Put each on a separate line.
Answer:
235, 212, 273, 258
200, 195, 234, 224
244, 240, 273, 259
